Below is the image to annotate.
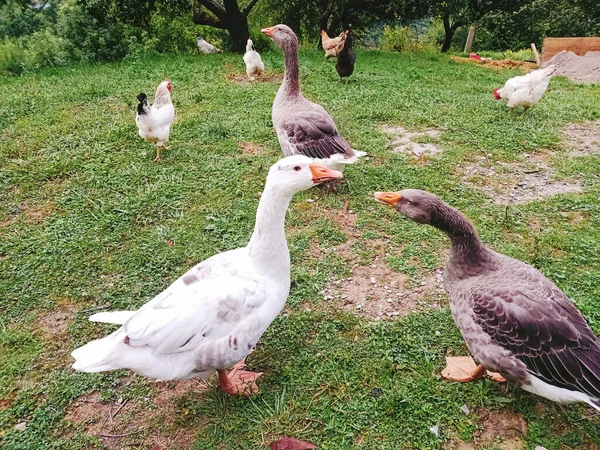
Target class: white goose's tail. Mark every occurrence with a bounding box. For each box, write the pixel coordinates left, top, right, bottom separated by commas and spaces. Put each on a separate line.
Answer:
341, 149, 367, 164
71, 332, 123, 372
71, 310, 135, 372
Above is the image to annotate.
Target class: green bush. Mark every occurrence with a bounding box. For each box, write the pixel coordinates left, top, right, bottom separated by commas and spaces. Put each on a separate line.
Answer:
150, 13, 197, 54
380, 25, 419, 52
26, 29, 68, 68
56, 0, 139, 63
0, 38, 28, 75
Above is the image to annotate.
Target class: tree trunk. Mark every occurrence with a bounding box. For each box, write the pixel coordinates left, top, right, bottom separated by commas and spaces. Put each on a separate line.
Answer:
223, 0, 250, 52
193, 0, 256, 52
222, 15, 249, 51
441, 14, 459, 53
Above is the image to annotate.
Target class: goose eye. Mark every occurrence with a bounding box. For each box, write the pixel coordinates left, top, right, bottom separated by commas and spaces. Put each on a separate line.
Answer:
293, 166, 301, 171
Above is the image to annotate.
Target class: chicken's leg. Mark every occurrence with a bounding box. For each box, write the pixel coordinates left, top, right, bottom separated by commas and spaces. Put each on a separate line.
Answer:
154, 145, 161, 162
519, 106, 529, 119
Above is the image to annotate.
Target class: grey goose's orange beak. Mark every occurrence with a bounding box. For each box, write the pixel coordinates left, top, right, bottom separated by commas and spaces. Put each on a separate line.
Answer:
309, 163, 343, 184
261, 27, 275, 38
374, 191, 401, 206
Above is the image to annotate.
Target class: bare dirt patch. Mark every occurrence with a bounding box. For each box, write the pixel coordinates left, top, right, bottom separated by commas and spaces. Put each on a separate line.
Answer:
1, 178, 67, 227
325, 264, 445, 320
0, 200, 55, 228
451, 56, 537, 71
237, 141, 269, 156
64, 378, 208, 450
457, 153, 582, 205
561, 120, 600, 156
38, 307, 74, 335
447, 407, 527, 450
313, 209, 445, 320
225, 72, 283, 84
379, 124, 443, 158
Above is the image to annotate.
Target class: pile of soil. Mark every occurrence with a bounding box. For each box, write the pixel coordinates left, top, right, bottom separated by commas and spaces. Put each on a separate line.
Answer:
543, 50, 600, 84
450, 56, 537, 70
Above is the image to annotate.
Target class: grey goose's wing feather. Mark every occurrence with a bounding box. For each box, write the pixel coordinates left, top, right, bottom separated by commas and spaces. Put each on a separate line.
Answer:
280, 111, 354, 160
465, 259, 600, 398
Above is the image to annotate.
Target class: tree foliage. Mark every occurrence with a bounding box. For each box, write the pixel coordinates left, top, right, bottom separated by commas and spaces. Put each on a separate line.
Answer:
255, 0, 395, 43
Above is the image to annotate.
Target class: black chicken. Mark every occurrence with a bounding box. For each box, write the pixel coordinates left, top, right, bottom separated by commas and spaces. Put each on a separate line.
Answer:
335, 32, 355, 82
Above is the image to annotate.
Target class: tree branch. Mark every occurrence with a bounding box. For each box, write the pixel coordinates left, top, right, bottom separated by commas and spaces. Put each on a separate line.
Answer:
193, 7, 225, 28
242, 0, 260, 16
197, 0, 226, 20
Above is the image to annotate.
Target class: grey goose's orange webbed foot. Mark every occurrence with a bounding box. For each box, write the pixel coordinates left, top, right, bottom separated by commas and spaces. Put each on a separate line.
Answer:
441, 356, 506, 383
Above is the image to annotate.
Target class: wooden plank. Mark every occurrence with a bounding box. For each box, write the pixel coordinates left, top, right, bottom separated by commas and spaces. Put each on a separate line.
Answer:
531, 43, 541, 66
464, 26, 475, 53
541, 37, 600, 63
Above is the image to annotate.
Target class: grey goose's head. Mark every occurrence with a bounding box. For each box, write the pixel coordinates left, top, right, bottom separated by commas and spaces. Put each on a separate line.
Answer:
261, 24, 298, 50
374, 189, 449, 225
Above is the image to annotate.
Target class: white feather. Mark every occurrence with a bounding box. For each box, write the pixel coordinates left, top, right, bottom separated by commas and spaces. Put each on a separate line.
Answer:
523, 374, 600, 411
89, 311, 136, 324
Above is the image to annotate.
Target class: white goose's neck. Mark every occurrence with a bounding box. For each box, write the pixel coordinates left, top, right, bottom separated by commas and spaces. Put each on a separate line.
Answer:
247, 183, 291, 275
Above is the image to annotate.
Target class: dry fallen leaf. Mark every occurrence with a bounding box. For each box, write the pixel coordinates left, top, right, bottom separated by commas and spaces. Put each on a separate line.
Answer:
166, 239, 174, 246
270, 437, 317, 449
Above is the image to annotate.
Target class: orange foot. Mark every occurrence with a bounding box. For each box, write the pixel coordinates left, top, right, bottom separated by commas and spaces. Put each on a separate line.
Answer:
441, 356, 506, 383
217, 359, 263, 396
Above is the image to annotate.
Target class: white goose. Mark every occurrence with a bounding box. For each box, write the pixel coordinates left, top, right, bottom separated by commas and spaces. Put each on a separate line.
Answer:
71, 155, 342, 395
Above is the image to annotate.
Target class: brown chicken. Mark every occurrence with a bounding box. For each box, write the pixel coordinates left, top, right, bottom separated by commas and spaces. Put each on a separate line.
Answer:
320, 29, 348, 59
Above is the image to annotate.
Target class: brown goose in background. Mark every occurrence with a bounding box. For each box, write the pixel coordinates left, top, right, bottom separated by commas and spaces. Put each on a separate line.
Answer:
336, 32, 355, 82
261, 24, 365, 171
374, 189, 600, 410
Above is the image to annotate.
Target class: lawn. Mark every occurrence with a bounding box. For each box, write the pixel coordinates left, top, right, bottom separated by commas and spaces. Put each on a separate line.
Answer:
1, 49, 600, 450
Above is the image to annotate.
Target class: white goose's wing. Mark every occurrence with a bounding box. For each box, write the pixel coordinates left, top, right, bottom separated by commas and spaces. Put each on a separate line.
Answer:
125, 250, 265, 353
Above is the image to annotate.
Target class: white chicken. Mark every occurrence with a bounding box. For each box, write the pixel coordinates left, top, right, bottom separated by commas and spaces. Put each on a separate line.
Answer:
135, 79, 175, 161
494, 65, 556, 117
197, 35, 222, 54
243, 38, 264, 81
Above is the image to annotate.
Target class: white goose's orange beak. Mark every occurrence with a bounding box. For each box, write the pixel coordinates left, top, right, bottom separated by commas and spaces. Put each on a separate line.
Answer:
261, 27, 275, 38
374, 191, 401, 206
309, 163, 343, 184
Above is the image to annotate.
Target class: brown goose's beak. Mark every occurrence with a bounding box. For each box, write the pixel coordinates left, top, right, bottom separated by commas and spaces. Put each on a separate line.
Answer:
309, 163, 343, 184
261, 27, 275, 38
374, 191, 401, 206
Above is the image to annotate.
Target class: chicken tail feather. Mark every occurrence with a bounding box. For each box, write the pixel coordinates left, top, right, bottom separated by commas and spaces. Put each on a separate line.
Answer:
136, 93, 149, 115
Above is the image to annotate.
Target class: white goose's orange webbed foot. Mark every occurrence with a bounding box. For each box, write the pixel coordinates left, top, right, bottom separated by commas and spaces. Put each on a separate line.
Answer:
217, 358, 263, 396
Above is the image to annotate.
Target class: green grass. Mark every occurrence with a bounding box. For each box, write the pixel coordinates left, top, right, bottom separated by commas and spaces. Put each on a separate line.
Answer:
1, 49, 600, 449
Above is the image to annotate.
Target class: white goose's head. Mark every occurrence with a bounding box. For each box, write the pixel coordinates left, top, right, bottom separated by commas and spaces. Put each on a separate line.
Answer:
246, 38, 254, 52
266, 155, 343, 195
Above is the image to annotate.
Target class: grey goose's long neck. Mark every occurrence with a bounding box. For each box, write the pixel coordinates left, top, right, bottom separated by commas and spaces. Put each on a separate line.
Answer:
281, 39, 300, 98
429, 202, 494, 277
247, 183, 291, 274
